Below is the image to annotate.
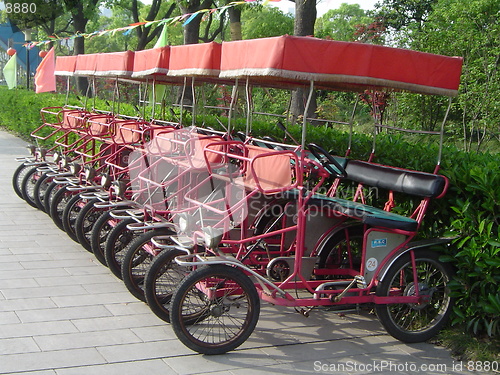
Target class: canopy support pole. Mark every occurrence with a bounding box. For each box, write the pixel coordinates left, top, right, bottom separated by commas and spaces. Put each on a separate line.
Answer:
245, 77, 252, 135
347, 96, 359, 156
228, 78, 239, 135
191, 77, 196, 128
179, 77, 187, 127
436, 97, 452, 172
301, 80, 314, 149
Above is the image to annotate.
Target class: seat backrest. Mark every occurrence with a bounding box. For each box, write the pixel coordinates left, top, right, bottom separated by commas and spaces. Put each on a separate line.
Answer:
345, 160, 447, 198
244, 145, 294, 193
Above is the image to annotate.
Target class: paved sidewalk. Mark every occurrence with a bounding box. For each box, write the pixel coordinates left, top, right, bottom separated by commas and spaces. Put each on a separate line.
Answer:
0, 129, 471, 375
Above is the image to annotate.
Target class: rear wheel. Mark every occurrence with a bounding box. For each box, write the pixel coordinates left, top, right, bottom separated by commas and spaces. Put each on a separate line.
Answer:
62, 194, 86, 242
49, 186, 75, 230
33, 172, 53, 212
21, 166, 43, 208
375, 250, 454, 343
12, 163, 32, 199
317, 225, 364, 273
144, 248, 189, 323
104, 218, 138, 278
44, 181, 63, 216
121, 228, 174, 301
90, 210, 116, 266
170, 264, 260, 355
75, 198, 105, 253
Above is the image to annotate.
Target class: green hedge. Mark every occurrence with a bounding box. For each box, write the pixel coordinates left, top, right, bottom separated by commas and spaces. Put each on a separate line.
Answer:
1, 86, 498, 337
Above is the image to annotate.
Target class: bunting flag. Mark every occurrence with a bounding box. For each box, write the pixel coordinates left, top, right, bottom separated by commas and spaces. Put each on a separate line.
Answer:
23, 1, 254, 49
34, 47, 56, 93
153, 24, 169, 49
3, 54, 17, 89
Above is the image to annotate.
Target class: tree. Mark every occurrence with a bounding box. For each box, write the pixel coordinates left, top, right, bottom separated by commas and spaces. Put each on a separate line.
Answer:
123, 0, 177, 50
290, 0, 317, 123
374, 0, 437, 31
417, 0, 500, 152
315, 3, 372, 41
241, 5, 293, 39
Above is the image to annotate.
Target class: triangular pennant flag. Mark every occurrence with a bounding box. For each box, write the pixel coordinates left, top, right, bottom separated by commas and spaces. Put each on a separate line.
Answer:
3, 54, 17, 89
154, 24, 169, 48
34, 47, 56, 93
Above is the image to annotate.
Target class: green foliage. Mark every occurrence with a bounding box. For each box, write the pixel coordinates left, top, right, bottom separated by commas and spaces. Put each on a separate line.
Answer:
438, 153, 500, 338
315, 3, 374, 41
241, 4, 293, 39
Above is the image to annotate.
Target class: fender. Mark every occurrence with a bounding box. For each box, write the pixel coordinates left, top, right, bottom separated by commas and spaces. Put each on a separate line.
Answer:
313, 222, 364, 258
375, 236, 456, 282
252, 198, 292, 234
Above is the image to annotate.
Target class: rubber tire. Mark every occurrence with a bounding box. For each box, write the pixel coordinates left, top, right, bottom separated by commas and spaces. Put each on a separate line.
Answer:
144, 248, 188, 323
20, 166, 43, 208
90, 210, 116, 266
49, 186, 75, 230
33, 172, 53, 212
170, 264, 260, 355
12, 163, 32, 199
375, 249, 454, 343
75, 198, 106, 253
104, 218, 138, 279
62, 194, 86, 242
121, 228, 174, 302
44, 181, 62, 215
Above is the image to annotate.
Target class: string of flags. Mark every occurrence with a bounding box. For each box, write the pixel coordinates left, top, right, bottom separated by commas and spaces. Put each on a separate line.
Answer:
24, 0, 281, 49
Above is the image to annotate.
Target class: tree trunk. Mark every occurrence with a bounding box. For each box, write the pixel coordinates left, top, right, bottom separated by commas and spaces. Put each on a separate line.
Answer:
291, 0, 317, 123
228, 7, 242, 40
294, 0, 316, 36
183, 15, 202, 45
72, 5, 90, 96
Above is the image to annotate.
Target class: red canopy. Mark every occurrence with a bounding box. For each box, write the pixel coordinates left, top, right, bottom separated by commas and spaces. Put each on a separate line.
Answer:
167, 42, 221, 78
94, 51, 134, 77
219, 35, 463, 96
74, 53, 99, 76
55, 56, 77, 76
132, 47, 170, 77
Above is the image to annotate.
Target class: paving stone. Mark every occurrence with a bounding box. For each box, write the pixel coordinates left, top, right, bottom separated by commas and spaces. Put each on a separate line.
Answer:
0, 336, 41, 355
16, 305, 113, 323
33, 329, 142, 351
0, 297, 58, 312
163, 348, 280, 375
0, 321, 79, 339
1, 284, 89, 300
96, 340, 193, 363
0, 348, 106, 374
71, 313, 164, 332
0, 311, 21, 325
51, 292, 137, 308
55, 359, 177, 375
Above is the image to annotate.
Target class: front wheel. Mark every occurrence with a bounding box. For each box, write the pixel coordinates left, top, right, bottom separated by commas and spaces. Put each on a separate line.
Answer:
21, 166, 45, 208
375, 249, 454, 343
104, 218, 138, 278
50, 186, 75, 230
75, 198, 106, 253
12, 163, 32, 199
170, 264, 260, 355
121, 228, 174, 302
144, 248, 190, 323
62, 194, 87, 242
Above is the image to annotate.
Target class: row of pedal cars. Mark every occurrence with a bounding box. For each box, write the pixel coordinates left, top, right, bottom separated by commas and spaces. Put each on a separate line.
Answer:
12, 35, 463, 355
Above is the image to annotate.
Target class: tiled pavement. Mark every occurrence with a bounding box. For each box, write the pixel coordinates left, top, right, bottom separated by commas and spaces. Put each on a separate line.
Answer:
0, 129, 473, 374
